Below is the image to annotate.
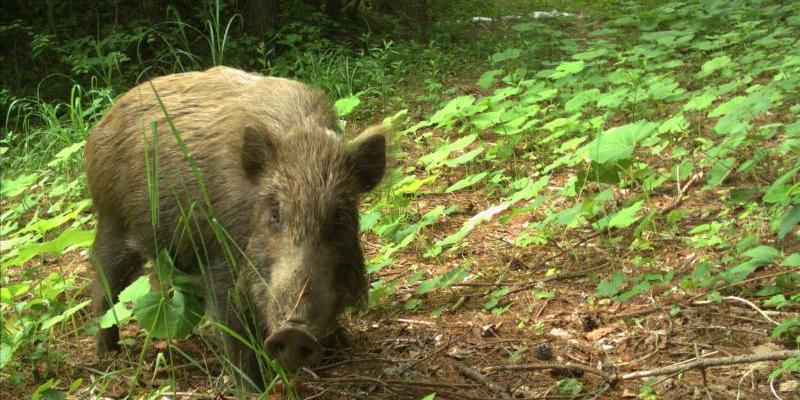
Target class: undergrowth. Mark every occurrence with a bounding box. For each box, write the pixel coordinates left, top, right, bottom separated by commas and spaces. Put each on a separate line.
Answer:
1, 0, 798, 398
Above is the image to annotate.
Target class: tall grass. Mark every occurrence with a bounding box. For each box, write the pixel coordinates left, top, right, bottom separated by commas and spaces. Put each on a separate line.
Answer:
2, 79, 112, 173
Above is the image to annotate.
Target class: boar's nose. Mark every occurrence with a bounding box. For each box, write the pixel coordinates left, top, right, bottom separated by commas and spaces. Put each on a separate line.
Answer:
265, 325, 323, 371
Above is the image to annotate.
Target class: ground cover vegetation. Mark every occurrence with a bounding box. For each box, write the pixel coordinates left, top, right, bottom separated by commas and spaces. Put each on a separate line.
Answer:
1, 0, 799, 398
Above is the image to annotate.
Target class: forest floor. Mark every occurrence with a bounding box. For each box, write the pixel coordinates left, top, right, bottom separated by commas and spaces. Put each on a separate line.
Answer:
2, 1, 799, 399
8, 172, 797, 399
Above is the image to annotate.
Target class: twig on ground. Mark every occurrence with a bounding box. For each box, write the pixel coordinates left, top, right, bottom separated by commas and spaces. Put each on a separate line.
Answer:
397, 318, 434, 326
695, 344, 714, 400
313, 357, 398, 372
166, 392, 237, 400
405, 331, 470, 370
660, 173, 702, 215
453, 361, 512, 399
688, 268, 800, 302
612, 305, 660, 319
620, 350, 800, 380
506, 262, 609, 296
486, 351, 800, 384
487, 362, 615, 381
693, 296, 779, 326
451, 258, 515, 312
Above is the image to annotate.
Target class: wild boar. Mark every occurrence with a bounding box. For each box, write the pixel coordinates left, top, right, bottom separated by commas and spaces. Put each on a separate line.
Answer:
85, 66, 386, 388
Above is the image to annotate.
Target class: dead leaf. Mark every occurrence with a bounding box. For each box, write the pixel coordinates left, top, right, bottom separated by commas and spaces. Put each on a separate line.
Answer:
585, 321, 625, 341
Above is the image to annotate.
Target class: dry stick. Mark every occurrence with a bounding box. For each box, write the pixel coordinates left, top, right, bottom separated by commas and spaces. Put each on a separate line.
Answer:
688, 267, 800, 302
488, 361, 615, 381
487, 350, 800, 383
312, 357, 398, 372
505, 262, 610, 297
310, 376, 478, 390
620, 350, 800, 380
450, 258, 514, 312
693, 296, 780, 326
404, 330, 470, 370
453, 361, 512, 399
695, 344, 714, 400
167, 392, 237, 400
660, 173, 702, 215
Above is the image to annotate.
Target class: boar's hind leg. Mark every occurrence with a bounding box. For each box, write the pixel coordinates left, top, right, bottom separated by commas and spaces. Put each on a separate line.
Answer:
92, 217, 144, 355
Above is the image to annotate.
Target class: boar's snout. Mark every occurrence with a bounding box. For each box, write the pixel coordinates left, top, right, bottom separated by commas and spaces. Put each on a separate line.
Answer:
265, 324, 322, 371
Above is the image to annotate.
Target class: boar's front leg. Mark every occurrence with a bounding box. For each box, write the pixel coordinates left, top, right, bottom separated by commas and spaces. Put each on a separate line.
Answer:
92, 217, 144, 355
209, 268, 266, 391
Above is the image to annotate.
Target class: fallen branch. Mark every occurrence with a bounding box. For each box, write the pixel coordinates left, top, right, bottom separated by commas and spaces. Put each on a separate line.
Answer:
487, 361, 615, 381
453, 361, 512, 399
620, 350, 800, 380
486, 350, 800, 383
506, 262, 609, 296
693, 296, 779, 326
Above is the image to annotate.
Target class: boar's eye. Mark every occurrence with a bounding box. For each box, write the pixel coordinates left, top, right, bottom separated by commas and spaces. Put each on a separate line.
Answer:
268, 202, 280, 229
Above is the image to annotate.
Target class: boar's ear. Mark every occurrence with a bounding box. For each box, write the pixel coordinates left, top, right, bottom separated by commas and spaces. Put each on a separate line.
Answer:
241, 126, 276, 182
350, 125, 389, 192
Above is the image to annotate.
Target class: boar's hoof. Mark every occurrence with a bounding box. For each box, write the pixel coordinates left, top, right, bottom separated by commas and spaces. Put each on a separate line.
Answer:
95, 328, 121, 356
265, 325, 322, 371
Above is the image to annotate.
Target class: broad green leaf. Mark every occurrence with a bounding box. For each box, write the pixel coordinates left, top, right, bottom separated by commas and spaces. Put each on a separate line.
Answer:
445, 146, 484, 167
781, 253, 800, 267
555, 204, 583, 227
477, 69, 504, 89
47, 141, 86, 167
41, 300, 91, 330
133, 289, 203, 340
484, 287, 510, 309
419, 134, 478, 168
697, 55, 731, 78
584, 121, 658, 163
550, 60, 585, 79
763, 166, 800, 204
334, 95, 360, 116
743, 245, 781, 261
445, 172, 488, 193
10, 228, 95, 266
0, 283, 30, 304
0, 173, 39, 198
438, 265, 469, 288
99, 276, 152, 328
417, 278, 438, 295
428, 203, 510, 254
572, 48, 609, 60
778, 205, 800, 239
607, 200, 645, 229
394, 175, 439, 195
705, 157, 736, 187
428, 95, 477, 127
658, 113, 688, 134
491, 48, 522, 63
565, 88, 600, 112
19, 201, 91, 235
683, 90, 717, 111
31, 380, 65, 400
721, 259, 764, 283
